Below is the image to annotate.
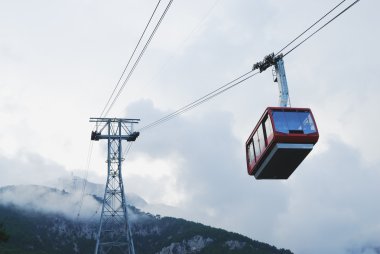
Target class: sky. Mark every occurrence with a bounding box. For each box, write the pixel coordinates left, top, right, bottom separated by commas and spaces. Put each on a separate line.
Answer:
0, 0, 379, 253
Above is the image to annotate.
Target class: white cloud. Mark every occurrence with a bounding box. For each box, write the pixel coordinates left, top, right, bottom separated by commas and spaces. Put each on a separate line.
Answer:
0, 151, 67, 187
1, 0, 380, 252
125, 99, 294, 242
124, 99, 380, 253
274, 139, 380, 253
0, 185, 99, 220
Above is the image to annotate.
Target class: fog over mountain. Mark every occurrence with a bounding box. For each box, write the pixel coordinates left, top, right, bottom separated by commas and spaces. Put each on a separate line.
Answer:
0, 184, 295, 254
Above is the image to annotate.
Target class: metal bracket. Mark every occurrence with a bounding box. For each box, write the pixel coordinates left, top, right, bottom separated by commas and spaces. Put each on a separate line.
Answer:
253, 53, 290, 107
91, 131, 140, 141
90, 118, 140, 142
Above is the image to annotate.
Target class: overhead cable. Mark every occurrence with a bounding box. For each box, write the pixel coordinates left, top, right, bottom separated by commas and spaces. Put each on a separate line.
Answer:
123, 142, 134, 162
79, 0, 170, 220
99, 0, 163, 118
76, 141, 94, 220
282, 0, 360, 57
139, 70, 259, 131
139, 0, 360, 132
275, 0, 348, 56
103, 0, 174, 118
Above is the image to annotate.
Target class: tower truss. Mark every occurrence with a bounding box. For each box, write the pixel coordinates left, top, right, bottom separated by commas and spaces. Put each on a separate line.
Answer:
90, 118, 140, 254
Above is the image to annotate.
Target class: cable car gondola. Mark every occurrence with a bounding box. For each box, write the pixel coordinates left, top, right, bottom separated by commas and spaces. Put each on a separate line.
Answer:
246, 53, 319, 179
245, 107, 319, 179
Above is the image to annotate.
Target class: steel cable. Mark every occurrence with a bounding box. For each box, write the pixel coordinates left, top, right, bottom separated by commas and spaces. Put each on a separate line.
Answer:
139, 70, 259, 131
103, 0, 174, 117
283, 0, 360, 57
138, 0, 360, 132
99, 0, 163, 118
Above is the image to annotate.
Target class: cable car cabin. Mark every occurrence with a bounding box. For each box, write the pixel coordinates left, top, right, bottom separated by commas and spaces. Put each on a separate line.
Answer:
246, 107, 319, 179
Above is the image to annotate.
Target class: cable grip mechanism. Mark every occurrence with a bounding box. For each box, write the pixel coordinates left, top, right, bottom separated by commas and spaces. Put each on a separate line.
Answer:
252, 53, 290, 107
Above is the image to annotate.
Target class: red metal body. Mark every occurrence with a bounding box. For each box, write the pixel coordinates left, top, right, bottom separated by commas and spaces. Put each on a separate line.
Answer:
245, 107, 319, 179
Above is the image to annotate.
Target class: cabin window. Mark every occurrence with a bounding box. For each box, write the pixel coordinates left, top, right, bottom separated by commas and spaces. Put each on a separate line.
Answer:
272, 111, 288, 133
299, 112, 317, 134
257, 125, 266, 152
272, 110, 317, 134
253, 132, 261, 159
247, 140, 255, 164
264, 117, 273, 142
285, 112, 304, 132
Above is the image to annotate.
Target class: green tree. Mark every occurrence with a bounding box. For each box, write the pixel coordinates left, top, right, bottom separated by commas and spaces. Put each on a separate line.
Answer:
0, 223, 9, 243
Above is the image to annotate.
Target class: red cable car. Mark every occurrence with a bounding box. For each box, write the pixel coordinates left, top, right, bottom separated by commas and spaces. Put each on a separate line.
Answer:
245, 107, 319, 179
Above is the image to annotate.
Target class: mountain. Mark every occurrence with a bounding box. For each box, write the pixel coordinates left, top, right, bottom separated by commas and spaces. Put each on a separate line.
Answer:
52, 175, 149, 208
0, 185, 293, 254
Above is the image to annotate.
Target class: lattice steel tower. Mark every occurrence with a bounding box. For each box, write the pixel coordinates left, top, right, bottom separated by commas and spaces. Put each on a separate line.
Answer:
90, 118, 140, 254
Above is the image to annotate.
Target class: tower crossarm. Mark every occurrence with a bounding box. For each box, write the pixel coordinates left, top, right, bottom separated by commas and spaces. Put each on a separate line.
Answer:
90, 118, 140, 142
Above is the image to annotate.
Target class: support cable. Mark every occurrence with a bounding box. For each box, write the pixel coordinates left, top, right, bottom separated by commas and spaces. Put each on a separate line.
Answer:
75, 141, 94, 220
282, 0, 360, 57
123, 142, 134, 161
275, 0, 347, 56
77, 0, 172, 220
99, 0, 163, 118
138, 0, 360, 132
139, 70, 259, 131
140, 0, 223, 95
103, 0, 174, 118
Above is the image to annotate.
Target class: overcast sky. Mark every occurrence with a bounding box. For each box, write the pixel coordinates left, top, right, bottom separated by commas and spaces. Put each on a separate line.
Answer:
1, 0, 379, 253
